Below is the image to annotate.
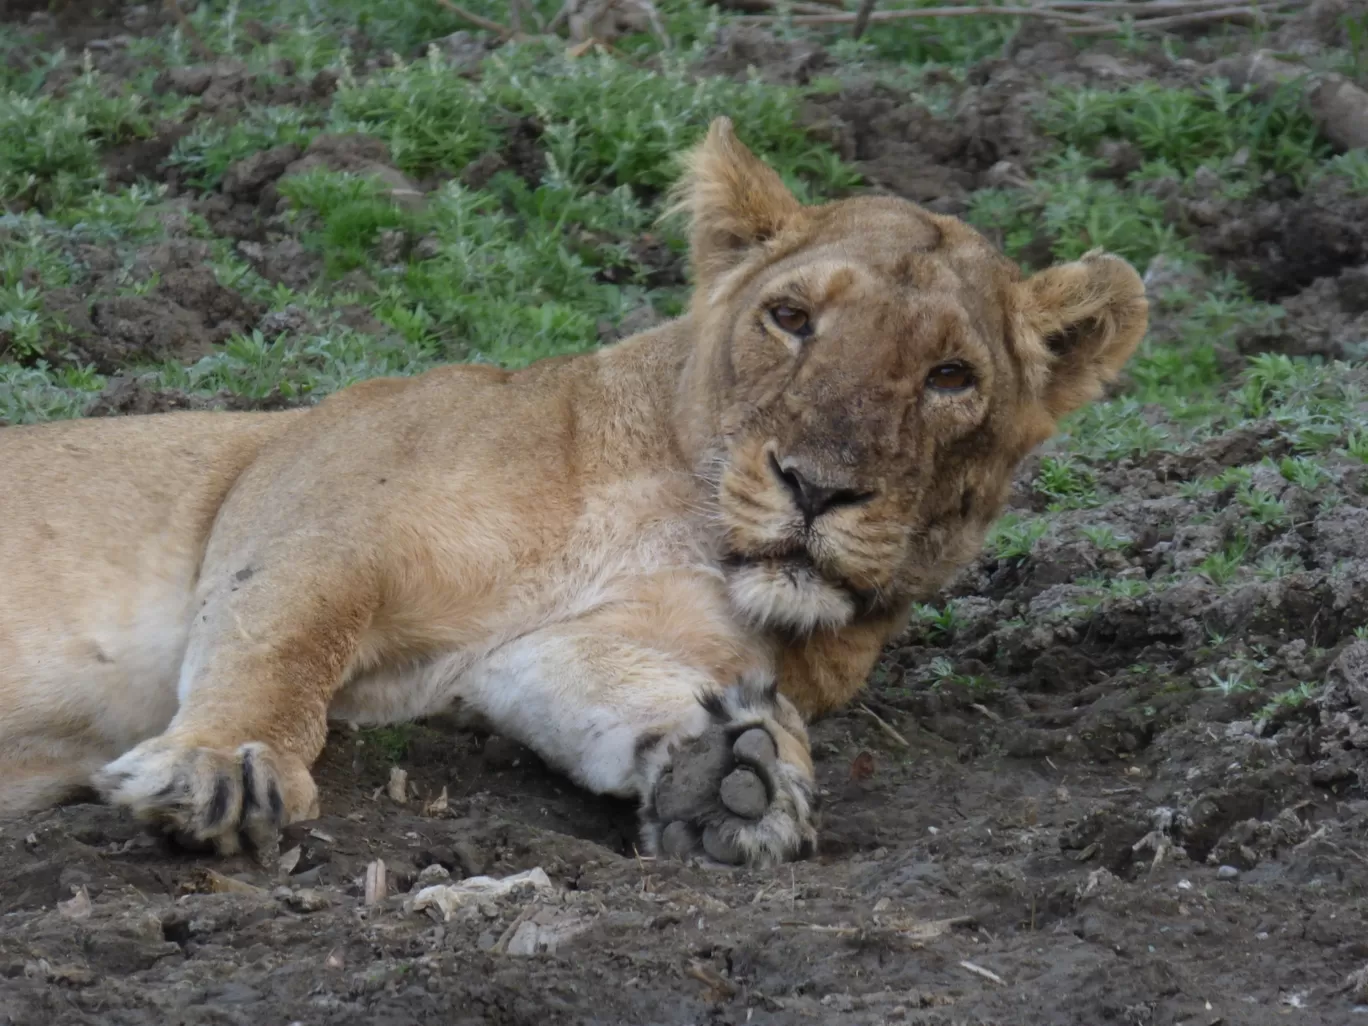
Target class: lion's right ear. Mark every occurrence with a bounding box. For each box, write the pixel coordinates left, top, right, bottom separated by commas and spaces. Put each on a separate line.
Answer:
667, 117, 804, 287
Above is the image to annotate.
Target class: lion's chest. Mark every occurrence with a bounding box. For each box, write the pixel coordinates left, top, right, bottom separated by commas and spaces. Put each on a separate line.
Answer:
329, 475, 738, 726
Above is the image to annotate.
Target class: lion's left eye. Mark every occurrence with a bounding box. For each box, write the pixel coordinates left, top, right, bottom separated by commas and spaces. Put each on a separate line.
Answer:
926, 362, 975, 392
770, 305, 813, 339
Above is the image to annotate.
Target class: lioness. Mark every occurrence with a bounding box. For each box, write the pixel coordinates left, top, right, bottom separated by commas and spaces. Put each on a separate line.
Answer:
0, 118, 1147, 866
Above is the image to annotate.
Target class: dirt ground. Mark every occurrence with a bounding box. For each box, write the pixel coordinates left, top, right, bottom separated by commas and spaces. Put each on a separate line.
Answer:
3, 2, 1368, 1024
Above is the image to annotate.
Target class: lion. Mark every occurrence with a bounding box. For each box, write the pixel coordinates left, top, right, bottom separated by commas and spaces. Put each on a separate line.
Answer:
0, 118, 1147, 866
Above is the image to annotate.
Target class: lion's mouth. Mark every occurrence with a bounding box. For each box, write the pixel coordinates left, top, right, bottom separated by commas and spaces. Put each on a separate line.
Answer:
721, 548, 883, 620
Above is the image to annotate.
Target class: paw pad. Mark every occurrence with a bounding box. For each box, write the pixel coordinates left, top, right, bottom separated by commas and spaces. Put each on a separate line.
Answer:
651, 724, 810, 867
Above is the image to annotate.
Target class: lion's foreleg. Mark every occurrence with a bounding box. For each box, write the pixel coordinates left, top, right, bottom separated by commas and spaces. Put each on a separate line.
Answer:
462, 628, 819, 867
93, 547, 375, 854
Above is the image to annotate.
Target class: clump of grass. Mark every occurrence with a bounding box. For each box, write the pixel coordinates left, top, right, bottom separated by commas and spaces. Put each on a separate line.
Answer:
1080, 524, 1129, 552
988, 513, 1049, 561
1316, 150, 1368, 194
331, 52, 502, 178
1057, 397, 1171, 462
1203, 669, 1258, 696
927, 655, 994, 693
0, 362, 104, 424
1033, 455, 1099, 510
0, 62, 153, 209
1254, 682, 1317, 727
169, 105, 320, 190
913, 602, 960, 641
1254, 550, 1301, 580
484, 42, 860, 197
1041, 78, 1330, 184
1198, 535, 1251, 586
1277, 455, 1329, 491
1235, 484, 1288, 528
361, 724, 414, 764
968, 149, 1189, 269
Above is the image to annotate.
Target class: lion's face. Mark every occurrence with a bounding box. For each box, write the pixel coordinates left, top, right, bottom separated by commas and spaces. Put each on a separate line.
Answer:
671, 119, 1149, 635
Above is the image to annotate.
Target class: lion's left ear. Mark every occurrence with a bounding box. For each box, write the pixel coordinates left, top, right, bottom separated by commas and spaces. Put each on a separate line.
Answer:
1012, 250, 1149, 419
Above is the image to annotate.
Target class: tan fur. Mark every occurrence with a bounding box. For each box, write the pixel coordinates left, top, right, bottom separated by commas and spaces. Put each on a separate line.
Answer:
0, 118, 1147, 864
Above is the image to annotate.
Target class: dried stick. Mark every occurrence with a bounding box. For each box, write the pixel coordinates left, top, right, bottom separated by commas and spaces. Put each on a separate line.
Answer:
852, 0, 879, 37
434, 0, 517, 38
548, 0, 574, 33
163, 0, 215, 60
716, 0, 846, 11
740, 6, 1109, 25
1066, 4, 1290, 32
1048, 0, 1295, 10
857, 704, 912, 749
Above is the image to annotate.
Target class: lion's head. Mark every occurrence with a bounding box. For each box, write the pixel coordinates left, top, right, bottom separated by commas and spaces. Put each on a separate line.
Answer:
669, 118, 1149, 635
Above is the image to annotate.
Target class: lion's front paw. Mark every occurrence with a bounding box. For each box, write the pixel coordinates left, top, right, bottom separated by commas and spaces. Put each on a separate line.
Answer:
93, 738, 318, 855
643, 686, 817, 868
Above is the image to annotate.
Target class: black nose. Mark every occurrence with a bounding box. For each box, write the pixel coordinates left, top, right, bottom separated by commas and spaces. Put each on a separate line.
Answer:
769, 454, 871, 522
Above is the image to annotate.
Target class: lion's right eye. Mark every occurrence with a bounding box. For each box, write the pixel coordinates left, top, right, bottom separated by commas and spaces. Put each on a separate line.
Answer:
926, 362, 975, 392
770, 305, 813, 339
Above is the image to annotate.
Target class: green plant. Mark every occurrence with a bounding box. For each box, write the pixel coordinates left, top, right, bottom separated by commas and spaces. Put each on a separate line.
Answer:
968, 150, 1190, 269
1254, 550, 1301, 580
1235, 484, 1288, 528
0, 62, 154, 209
1344, 428, 1368, 463
1197, 536, 1250, 585
1277, 455, 1330, 491
1040, 78, 1330, 184
1204, 669, 1257, 696
361, 725, 414, 763
926, 655, 993, 693
1034, 455, 1099, 510
1080, 524, 1129, 551
169, 105, 319, 189
913, 602, 960, 640
1254, 682, 1317, 726
988, 513, 1049, 561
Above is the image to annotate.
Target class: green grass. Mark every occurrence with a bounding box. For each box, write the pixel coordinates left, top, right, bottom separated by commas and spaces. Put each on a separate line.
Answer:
1033, 455, 1100, 510
0, 65, 154, 209
987, 513, 1050, 562
968, 149, 1192, 270
169, 105, 321, 190
1, 0, 1366, 724
1198, 536, 1251, 586
1040, 79, 1330, 185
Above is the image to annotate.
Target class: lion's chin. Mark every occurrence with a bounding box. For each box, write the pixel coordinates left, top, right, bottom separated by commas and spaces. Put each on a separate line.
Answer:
723, 555, 856, 634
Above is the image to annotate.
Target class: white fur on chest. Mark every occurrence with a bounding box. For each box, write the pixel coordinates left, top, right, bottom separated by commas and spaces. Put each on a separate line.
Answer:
329, 475, 724, 727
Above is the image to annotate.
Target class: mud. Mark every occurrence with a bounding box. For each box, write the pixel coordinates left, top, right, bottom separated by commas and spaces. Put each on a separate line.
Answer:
3, 5, 1368, 1025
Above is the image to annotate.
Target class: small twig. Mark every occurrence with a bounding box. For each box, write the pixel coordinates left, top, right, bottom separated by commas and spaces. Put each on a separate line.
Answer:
851, 0, 879, 37
960, 961, 1007, 986
1047, 0, 1294, 10
686, 960, 739, 1000
1066, 4, 1290, 32
857, 703, 911, 749
717, 0, 846, 10
163, 0, 215, 60
736, 0, 857, 12
434, 0, 517, 38
970, 702, 1003, 723
741, 6, 1109, 26
639, 0, 674, 48
547, 0, 574, 33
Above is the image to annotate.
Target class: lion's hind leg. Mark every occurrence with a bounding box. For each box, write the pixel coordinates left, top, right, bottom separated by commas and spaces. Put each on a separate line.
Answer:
0, 756, 103, 819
